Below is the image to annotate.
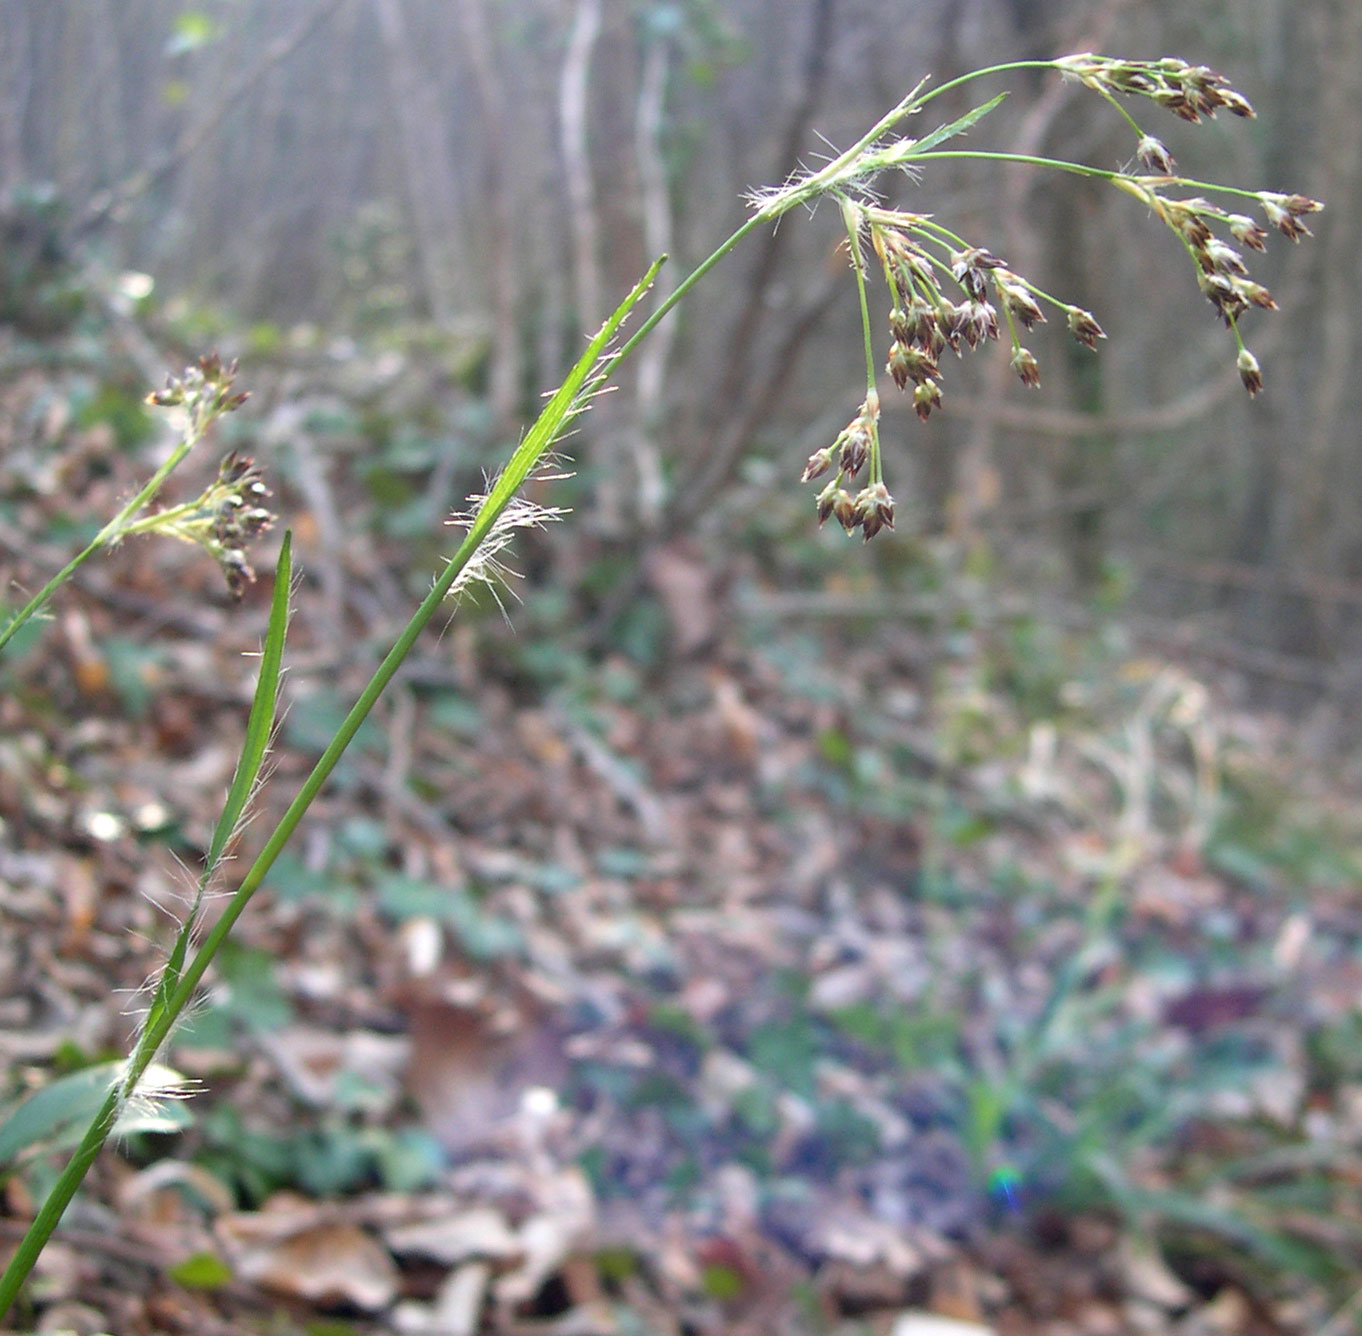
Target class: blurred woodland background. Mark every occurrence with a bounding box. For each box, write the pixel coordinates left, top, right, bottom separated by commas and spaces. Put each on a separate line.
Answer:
7, 3, 1362, 1335
6, 0, 1362, 693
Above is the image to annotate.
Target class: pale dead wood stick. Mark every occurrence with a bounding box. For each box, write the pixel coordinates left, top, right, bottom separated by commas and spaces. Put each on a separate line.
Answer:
560, 0, 605, 332
629, 31, 674, 524
73, 0, 351, 239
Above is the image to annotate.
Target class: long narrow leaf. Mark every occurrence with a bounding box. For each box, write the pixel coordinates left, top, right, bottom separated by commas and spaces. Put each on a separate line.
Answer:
461, 260, 665, 553
912, 91, 1007, 155
206, 532, 293, 870
0, 1061, 190, 1171
0, 278, 661, 1321
145, 535, 293, 1039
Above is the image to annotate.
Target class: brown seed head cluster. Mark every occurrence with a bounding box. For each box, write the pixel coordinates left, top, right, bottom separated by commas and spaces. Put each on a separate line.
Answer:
793, 55, 1318, 540
208, 452, 276, 595
1115, 178, 1322, 393
126, 449, 275, 593
1257, 192, 1323, 243
1055, 54, 1257, 122
129, 450, 276, 597
147, 352, 250, 417
866, 209, 1103, 411
800, 203, 1117, 537
803, 392, 896, 541
142, 357, 266, 592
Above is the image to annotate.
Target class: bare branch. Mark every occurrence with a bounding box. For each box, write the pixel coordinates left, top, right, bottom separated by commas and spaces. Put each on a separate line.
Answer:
73, 0, 351, 239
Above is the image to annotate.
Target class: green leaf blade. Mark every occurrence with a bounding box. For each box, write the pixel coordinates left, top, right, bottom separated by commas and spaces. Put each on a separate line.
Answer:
205, 533, 293, 872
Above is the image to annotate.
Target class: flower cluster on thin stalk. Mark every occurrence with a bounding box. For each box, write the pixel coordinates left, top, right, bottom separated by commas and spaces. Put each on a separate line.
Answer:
1054, 53, 1322, 394
800, 201, 1106, 538
796, 52, 1321, 536
134, 356, 273, 595
146, 351, 250, 418
801, 390, 894, 540
121, 451, 275, 596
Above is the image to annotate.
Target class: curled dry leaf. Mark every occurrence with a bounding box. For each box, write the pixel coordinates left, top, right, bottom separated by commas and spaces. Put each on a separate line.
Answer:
383, 1205, 522, 1266
228, 1220, 398, 1311
891, 1315, 997, 1336
493, 1166, 595, 1307
392, 1260, 492, 1336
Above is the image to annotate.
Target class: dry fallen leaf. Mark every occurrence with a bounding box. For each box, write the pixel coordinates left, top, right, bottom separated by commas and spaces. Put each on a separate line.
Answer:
383, 1205, 522, 1265
494, 1166, 595, 1307
890, 1315, 996, 1336
392, 1259, 491, 1336
1115, 1236, 1193, 1310
646, 540, 719, 657
230, 1220, 398, 1311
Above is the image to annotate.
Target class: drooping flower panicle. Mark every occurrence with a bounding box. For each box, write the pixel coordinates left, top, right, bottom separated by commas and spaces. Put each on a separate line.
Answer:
1054, 54, 1258, 122
122, 451, 277, 597
791, 53, 1317, 539
131, 355, 270, 595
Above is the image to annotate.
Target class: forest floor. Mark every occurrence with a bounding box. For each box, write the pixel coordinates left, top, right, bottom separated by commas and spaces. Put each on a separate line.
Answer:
5, 347, 1362, 1336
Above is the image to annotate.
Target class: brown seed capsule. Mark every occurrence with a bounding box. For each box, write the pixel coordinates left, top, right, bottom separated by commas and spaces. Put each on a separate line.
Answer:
1066, 307, 1106, 350
1203, 238, 1247, 276
1154, 87, 1199, 122
1284, 194, 1324, 217
1237, 347, 1263, 396
1136, 134, 1176, 175
1227, 214, 1269, 251
905, 344, 938, 385
839, 428, 869, 477
856, 482, 895, 541
1010, 346, 1041, 388
1173, 210, 1214, 249
1197, 270, 1247, 324
996, 276, 1045, 330
802, 446, 834, 483
815, 480, 839, 525
962, 301, 998, 348
903, 296, 936, 345
950, 247, 1005, 302
887, 341, 912, 390
942, 304, 969, 354
832, 488, 861, 533
1259, 194, 1312, 241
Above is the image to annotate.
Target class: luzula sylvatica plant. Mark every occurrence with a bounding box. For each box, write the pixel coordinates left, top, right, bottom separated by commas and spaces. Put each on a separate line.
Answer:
0, 53, 1320, 1317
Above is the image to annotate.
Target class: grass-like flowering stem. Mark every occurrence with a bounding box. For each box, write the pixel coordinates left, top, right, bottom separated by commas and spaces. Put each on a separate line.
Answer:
0, 265, 661, 1319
